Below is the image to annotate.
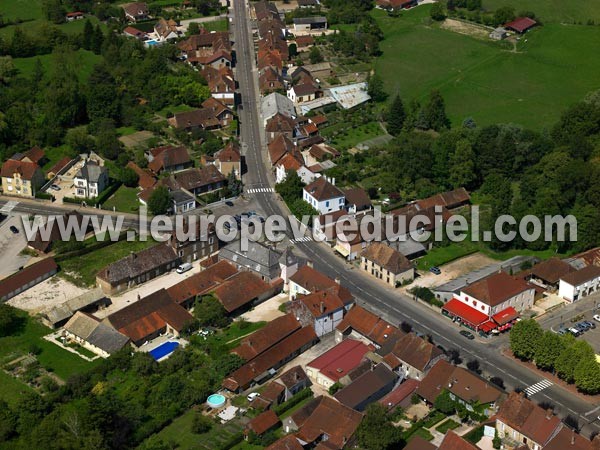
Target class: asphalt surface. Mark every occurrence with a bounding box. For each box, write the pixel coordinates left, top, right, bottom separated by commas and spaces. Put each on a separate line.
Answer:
229, 0, 600, 436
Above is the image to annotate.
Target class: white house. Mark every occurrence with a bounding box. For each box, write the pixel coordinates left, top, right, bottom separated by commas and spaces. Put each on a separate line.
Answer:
303, 176, 345, 214
74, 160, 108, 198
287, 84, 318, 104
559, 265, 600, 302
291, 290, 345, 337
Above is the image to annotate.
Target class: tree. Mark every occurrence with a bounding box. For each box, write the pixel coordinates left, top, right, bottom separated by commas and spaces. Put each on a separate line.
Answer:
82, 20, 94, 50
367, 73, 387, 102
555, 340, 595, 383
434, 390, 455, 414
193, 295, 229, 328
423, 90, 451, 131
275, 170, 304, 201
120, 167, 139, 188
191, 413, 213, 434
574, 357, 600, 394
355, 404, 404, 450
0, 56, 17, 85
534, 331, 565, 371
489, 376, 504, 390
430, 2, 446, 20
466, 359, 481, 374
91, 25, 104, 54
0, 304, 24, 337
309, 46, 324, 64
493, 6, 515, 26
387, 94, 406, 136
509, 319, 542, 361
42, 0, 66, 24
148, 186, 171, 215
86, 64, 121, 124
449, 138, 476, 189
188, 22, 200, 35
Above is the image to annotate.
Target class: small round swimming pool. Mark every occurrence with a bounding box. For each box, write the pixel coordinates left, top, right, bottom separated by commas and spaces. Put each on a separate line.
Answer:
207, 394, 226, 408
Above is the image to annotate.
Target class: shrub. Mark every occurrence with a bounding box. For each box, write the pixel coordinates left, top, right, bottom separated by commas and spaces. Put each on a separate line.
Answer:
191, 412, 213, 434
273, 388, 313, 415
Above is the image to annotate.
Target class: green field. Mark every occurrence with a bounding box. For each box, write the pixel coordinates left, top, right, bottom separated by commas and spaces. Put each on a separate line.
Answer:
321, 121, 385, 150
12, 49, 102, 81
0, 12, 106, 39
202, 18, 229, 32
373, 7, 600, 129
0, 0, 43, 21
0, 312, 102, 406
482, 0, 600, 23
103, 186, 141, 213
58, 238, 157, 287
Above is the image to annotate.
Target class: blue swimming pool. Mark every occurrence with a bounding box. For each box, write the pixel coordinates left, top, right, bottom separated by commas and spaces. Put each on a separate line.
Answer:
149, 341, 179, 360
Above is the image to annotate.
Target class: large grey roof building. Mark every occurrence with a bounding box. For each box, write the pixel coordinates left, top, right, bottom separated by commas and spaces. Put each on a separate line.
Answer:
262, 93, 295, 126
219, 240, 283, 282
64, 312, 130, 357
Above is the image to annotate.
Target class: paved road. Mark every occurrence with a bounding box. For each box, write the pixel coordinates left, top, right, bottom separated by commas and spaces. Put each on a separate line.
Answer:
229, 0, 600, 436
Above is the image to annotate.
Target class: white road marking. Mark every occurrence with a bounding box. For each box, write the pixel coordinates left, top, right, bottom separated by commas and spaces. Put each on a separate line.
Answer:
524, 379, 553, 396
246, 187, 275, 193
0, 201, 19, 214
290, 236, 313, 243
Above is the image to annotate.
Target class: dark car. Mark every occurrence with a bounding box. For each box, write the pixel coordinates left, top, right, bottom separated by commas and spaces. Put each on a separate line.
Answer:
576, 322, 590, 331
429, 266, 441, 275
459, 330, 475, 340
583, 320, 596, 329
225, 200, 234, 207
9, 225, 19, 234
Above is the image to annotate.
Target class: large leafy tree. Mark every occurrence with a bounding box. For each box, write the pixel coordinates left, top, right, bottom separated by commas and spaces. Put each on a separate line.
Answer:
355, 404, 404, 450
574, 357, 600, 394
86, 64, 121, 124
534, 331, 565, 371
509, 319, 542, 361
147, 186, 172, 215
449, 138, 476, 189
194, 295, 229, 328
555, 340, 595, 383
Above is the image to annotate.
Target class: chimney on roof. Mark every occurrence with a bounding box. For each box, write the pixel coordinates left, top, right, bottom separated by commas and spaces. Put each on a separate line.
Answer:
546, 408, 553, 420
335, 277, 340, 285
320, 301, 325, 314
571, 430, 575, 445
307, 260, 313, 268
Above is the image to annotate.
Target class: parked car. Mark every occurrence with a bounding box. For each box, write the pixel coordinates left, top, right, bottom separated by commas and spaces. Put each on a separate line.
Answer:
556, 328, 568, 335
9, 225, 19, 234
176, 263, 193, 274
225, 200, 234, 207
583, 320, 596, 329
429, 266, 441, 275
569, 327, 582, 337
247, 392, 260, 402
576, 322, 590, 331
50, 184, 61, 191
459, 330, 475, 340
593, 314, 600, 322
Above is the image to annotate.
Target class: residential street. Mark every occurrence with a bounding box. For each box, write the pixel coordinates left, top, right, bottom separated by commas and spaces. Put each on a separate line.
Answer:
229, 0, 600, 437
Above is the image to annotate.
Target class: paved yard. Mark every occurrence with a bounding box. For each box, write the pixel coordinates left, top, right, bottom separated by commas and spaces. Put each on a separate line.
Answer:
241, 293, 287, 323
8, 276, 88, 314
0, 214, 32, 279
409, 252, 496, 289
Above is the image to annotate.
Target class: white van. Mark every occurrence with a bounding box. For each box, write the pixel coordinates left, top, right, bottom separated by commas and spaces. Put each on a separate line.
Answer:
176, 263, 193, 274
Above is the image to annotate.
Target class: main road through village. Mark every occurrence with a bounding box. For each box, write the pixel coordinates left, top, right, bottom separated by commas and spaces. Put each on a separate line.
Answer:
0, 0, 598, 435
229, 0, 600, 436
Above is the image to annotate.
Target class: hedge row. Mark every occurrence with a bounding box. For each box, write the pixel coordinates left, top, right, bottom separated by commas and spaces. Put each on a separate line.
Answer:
272, 387, 313, 416
62, 180, 122, 206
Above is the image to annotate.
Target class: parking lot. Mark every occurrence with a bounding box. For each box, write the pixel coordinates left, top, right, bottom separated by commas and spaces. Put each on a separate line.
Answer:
538, 292, 600, 354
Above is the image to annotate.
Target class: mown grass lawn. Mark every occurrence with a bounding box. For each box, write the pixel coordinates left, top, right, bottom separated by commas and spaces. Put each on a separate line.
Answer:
435, 419, 460, 434
12, 49, 103, 81
373, 6, 600, 129
482, 0, 600, 23
102, 186, 141, 213
0, 14, 106, 39
58, 238, 157, 287
202, 18, 229, 32
0, 312, 102, 403
1, 0, 43, 21
321, 121, 384, 150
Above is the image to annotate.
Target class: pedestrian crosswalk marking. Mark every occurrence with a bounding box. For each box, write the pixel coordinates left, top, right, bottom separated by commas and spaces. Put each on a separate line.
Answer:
246, 187, 275, 193
0, 201, 19, 214
524, 379, 552, 396
290, 236, 313, 244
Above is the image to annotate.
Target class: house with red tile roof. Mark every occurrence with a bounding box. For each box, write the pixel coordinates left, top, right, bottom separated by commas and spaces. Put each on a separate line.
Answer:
303, 177, 345, 214
360, 242, 414, 287
103, 288, 194, 347
213, 271, 276, 314
246, 410, 280, 436
416, 360, 503, 416
495, 391, 562, 449
442, 271, 535, 333
505, 17, 537, 34
213, 141, 242, 179
276, 365, 311, 401
544, 427, 597, 450
291, 290, 349, 337
0, 258, 58, 302
378, 378, 419, 411
126, 161, 156, 190
268, 134, 300, 166
438, 431, 479, 450
378, 332, 445, 380
1, 158, 45, 198
266, 435, 304, 450
559, 265, 600, 303
232, 314, 301, 362
288, 265, 353, 307
335, 304, 403, 349
334, 363, 398, 412
222, 326, 318, 392
306, 339, 372, 388
283, 396, 363, 449
146, 145, 192, 174
266, 113, 296, 143
122, 2, 149, 22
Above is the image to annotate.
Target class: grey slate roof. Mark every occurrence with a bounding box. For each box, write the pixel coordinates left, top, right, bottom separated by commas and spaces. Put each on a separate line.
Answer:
44, 288, 107, 325
293, 16, 327, 25
75, 161, 107, 183
262, 93, 295, 121
219, 240, 282, 280
64, 312, 129, 355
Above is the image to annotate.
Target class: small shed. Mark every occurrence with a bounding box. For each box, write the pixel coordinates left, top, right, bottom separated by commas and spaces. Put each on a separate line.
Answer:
489, 27, 508, 40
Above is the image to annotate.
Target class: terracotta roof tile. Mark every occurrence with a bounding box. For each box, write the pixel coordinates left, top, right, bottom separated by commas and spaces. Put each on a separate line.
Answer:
462, 272, 533, 307
389, 332, 444, 372
247, 410, 280, 435
438, 431, 479, 450
307, 339, 372, 383
214, 271, 273, 313
0, 258, 58, 300
361, 243, 412, 275
304, 177, 344, 201
232, 314, 301, 362
289, 266, 353, 305
336, 305, 403, 347
266, 435, 304, 450
0, 159, 41, 180
166, 260, 238, 305
561, 265, 600, 286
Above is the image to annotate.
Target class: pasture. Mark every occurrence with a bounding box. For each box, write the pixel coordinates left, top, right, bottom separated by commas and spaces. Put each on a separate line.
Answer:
12, 49, 103, 81
482, 0, 600, 24
373, 6, 600, 129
